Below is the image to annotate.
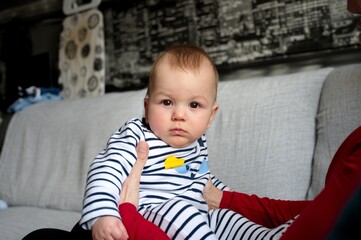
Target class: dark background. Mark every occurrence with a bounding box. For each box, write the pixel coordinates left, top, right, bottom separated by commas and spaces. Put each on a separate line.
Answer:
0, 0, 360, 110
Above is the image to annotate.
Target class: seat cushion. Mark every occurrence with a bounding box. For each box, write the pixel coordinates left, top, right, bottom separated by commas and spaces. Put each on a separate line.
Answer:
0, 207, 80, 240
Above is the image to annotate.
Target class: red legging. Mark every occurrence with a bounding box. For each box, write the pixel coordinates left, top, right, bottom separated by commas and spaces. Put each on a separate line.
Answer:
281, 126, 361, 240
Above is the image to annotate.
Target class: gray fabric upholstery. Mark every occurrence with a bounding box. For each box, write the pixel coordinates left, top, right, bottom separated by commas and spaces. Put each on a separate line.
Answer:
0, 90, 146, 211
307, 64, 361, 199
0, 207, 79, 240
207, 67, 333, 200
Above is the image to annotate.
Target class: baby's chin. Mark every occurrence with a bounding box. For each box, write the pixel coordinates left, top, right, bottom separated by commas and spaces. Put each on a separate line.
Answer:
168, 142, 191, 149
166, 138, 193, 149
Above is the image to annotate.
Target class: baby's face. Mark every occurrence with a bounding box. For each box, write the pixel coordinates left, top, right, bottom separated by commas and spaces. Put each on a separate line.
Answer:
145, 58, 218, 148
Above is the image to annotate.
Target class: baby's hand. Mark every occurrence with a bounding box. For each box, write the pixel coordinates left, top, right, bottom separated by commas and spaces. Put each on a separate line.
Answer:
92, 216, 129, 240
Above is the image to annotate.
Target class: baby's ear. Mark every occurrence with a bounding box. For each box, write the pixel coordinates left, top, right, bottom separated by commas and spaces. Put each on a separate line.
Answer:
207, 103, 219, 129
213, 103, 219, 113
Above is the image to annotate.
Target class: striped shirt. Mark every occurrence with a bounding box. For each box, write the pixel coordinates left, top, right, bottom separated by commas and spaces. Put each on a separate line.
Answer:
80, 118, 211, 230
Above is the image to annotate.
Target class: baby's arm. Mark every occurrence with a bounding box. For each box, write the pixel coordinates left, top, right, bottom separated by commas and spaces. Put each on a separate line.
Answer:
80, 120, 145, 233
209, 174, 231, 190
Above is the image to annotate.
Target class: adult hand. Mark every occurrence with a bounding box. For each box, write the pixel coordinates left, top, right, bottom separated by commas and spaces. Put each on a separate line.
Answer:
118, 141, 170, 240
203, 178, 223, 210
92, 141, 149, 240
120, 141, 149, 207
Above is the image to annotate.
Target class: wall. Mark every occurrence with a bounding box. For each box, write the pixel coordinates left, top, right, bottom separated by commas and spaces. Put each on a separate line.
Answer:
0, 0, 360, 109
102, 0, 361, 90
0, 1, 63, 110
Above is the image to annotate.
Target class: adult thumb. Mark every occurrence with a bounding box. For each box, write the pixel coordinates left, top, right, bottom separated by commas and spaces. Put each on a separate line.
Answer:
136, 141, 149, 164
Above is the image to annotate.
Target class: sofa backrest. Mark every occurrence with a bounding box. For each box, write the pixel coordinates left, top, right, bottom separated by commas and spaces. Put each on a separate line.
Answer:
207, 67, 333, 200
307, 63, 361, 199
0, 90, 146, 211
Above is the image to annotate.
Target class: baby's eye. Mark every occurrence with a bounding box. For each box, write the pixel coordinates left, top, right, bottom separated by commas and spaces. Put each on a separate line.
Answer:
189, 102, 200, 108
161, 100, 172, 106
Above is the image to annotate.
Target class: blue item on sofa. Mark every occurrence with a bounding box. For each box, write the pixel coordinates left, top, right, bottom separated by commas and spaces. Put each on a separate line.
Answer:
0, 199, 8, 209
7, 87, 63, 113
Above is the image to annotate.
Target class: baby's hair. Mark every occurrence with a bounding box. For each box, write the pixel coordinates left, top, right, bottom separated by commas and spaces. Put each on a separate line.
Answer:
146, 44, 219, 98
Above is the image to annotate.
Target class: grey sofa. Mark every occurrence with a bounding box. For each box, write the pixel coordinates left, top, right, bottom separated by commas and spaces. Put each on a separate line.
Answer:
0, 64, 360, 240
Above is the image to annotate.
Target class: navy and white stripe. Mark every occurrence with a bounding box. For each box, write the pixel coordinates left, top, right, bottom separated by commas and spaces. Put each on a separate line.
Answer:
209, 209, 294, 240
80, 117, 293, 239
80, 118, 211, 233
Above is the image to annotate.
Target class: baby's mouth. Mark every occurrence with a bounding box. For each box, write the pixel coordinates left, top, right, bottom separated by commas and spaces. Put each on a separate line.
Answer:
170, 128, 186, 136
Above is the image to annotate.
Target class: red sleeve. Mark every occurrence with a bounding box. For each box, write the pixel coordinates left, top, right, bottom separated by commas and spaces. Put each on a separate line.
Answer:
119, 203, 170, 240
280, 126, 361, 240
220, 191, 310, 228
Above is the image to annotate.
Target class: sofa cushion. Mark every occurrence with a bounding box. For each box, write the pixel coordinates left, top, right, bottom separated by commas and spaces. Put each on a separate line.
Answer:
207, 67, 333, 200
0, 89, 146, 211
0, 207, 80, 240
307, 64, 361, 200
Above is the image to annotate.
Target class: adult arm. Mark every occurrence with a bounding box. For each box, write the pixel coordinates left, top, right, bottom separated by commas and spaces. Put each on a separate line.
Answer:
119, 203, 169, 240
119, 141, 170, 240
220, 191, 309, 228
203, 179, 310, 228
281, 126, 361, 239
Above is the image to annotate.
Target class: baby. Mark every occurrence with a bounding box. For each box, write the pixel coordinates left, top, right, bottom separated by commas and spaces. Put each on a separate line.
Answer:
80, 44, 222, 239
